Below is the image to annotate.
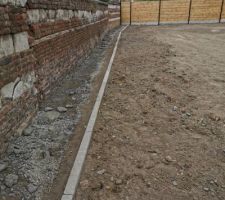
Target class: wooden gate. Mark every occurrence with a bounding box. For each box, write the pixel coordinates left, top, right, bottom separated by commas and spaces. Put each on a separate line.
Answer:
121, 0, 225, 25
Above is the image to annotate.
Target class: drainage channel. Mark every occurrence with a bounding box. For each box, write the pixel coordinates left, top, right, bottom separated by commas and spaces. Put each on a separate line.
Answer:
61, 25, 128, 200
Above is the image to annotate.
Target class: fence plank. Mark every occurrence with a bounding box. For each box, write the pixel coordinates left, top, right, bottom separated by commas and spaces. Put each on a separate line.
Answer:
190, 0, 221, 23
160, 0, 190, 24
121, 2, 131, 24
131, 1, 159, 25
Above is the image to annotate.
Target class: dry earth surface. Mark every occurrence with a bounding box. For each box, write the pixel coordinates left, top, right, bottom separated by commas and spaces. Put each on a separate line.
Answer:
76, 24, 225, 200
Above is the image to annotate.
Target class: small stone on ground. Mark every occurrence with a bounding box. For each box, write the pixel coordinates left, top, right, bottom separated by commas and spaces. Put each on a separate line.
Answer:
57, 107, 67, 113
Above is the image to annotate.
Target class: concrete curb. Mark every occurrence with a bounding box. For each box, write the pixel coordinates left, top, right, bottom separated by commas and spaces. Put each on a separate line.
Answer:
61, 25, 128, 200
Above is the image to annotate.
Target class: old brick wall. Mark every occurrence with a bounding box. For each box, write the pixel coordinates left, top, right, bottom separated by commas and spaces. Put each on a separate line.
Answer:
0, 0, 120, 154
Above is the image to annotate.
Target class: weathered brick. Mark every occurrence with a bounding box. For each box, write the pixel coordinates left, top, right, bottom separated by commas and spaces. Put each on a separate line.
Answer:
13, 32, 29, 53
0, 34, 14, 59
27, 9, 39, 24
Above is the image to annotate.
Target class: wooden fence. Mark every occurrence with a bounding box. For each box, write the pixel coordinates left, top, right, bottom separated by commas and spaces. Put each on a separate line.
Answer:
121, 0, 225, 25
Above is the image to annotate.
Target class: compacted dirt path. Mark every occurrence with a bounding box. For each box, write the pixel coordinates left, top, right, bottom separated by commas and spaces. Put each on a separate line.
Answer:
76, 24, 225, 200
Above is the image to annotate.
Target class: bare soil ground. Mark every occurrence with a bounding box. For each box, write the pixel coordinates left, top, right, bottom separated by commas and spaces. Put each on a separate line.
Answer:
76, 24, 225, 200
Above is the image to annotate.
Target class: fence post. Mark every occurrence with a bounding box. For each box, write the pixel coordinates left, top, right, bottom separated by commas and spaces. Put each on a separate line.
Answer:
158, 0, 162, 25
219, 0, 224, 23
120, 2, 122, 25
188, 0, 193, 24
130, 0, 132, 25
130, 0, 131, 25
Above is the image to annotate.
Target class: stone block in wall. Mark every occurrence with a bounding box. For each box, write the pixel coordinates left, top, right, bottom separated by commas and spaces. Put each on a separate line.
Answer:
13, 32, 29, 53
0, 0, 14, 6
16, 0, 27, 6
1, 77, 19, 99
0, 0, 27, 7
48, 10, 56, 20
74, 11, 83, 19
76, 11, 84, 19
56, 9, 64, 20
0, 34, 14, 59
83, 11, 93, 22
63, 10, 69, 20
13, 81, 28, 99
39, 9, 47, 22
1, 81, 16, 99
68, 10, 74, 19
96, 10, 103, 18
27, 10, 40, 24
104, 10, 109, 15
1, 71, 36, 100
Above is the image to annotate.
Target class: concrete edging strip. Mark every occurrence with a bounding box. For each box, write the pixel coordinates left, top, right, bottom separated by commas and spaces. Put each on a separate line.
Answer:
61, 25, 128, 200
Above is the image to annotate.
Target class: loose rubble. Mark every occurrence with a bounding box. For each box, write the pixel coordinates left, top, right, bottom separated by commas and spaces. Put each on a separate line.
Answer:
0, 163, 7, 172
57, 107, 67, 113
5, 174, 18, 187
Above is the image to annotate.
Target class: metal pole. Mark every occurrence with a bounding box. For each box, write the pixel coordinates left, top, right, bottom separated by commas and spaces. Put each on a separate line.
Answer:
219, 0, 224, 23
188, 0, 193, 24
158, 0, 162, 25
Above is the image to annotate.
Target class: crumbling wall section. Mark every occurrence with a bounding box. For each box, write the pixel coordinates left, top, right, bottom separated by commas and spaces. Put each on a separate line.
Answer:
0, 0, 119, 154
27, 1, 109, 96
